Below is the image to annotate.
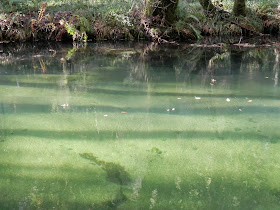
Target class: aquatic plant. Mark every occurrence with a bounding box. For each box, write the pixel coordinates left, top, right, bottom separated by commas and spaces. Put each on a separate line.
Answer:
150, 147, 163, 155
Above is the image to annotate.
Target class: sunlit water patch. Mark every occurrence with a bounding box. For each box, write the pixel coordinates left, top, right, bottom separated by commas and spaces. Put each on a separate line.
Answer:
0, 42, 280, 209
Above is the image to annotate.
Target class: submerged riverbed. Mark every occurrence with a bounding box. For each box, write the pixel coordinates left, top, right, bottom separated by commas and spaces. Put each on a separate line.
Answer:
0, 42, 280, 209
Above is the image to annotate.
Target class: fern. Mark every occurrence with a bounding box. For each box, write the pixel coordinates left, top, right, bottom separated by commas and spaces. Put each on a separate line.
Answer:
188, 23, 202, 39
65, 22, 76, 36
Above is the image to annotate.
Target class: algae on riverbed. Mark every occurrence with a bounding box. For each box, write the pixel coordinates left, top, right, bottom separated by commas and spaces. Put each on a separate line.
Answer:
0, 43, 280, 209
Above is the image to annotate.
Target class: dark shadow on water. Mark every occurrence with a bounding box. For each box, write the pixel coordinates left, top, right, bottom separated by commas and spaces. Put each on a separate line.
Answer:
0, 199, 125, 210
2, 128, 278, 143
0, 164, 103, 185
137, 175, 280, 209
86, 87, 280, 99
0, 163, 279, 209
0, 80, 59, 89
0, 81, 279, 100
1, 102, 280, 116
0, 166, 125, 210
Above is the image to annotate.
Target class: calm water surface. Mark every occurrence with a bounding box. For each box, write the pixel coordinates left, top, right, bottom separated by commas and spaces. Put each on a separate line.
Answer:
0, 42, 280, 209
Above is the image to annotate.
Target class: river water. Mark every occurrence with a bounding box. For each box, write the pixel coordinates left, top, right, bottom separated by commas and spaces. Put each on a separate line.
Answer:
0, 42, 280, 209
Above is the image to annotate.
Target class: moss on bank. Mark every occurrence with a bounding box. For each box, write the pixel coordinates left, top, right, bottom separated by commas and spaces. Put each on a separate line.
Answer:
0, 1, 279, 43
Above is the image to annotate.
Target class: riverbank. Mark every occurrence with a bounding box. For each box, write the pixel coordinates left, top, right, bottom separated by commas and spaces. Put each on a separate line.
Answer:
0, 1, 280, 43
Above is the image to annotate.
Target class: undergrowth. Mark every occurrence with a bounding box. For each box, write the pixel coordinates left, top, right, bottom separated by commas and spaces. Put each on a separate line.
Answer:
0, 0, 279, 42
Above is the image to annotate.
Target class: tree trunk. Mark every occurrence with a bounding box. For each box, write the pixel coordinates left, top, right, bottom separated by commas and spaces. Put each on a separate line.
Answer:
233, 0, 246, 16
145, 0, 179, 24
198, 0, 215, 13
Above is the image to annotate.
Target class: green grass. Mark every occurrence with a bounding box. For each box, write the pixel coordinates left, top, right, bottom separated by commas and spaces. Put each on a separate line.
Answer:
1, 0, 279, 12
0, 0, 136, 14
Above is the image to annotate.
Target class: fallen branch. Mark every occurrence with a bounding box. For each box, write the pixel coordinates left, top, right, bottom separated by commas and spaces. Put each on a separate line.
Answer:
233, 43, 271, 47
204, 7, 265, 37
221, 15, 264, 37
189, 43, 225, 48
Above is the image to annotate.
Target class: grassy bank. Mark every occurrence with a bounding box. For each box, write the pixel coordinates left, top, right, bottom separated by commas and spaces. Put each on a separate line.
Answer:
0, 1, 280, 42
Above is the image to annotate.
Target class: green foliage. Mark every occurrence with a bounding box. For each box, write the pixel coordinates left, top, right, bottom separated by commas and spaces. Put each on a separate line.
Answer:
0, 0, 279, 42
65, 22, 76, 36
63, 12, 93, 42
74, 15, 91, 32
175, 14, 203, 39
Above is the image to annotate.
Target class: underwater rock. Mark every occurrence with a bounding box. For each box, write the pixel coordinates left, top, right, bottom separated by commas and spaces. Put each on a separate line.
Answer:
79, 153, 131, 185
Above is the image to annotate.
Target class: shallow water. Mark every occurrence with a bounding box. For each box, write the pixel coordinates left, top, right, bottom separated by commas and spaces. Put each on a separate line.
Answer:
0, 42, 280, 209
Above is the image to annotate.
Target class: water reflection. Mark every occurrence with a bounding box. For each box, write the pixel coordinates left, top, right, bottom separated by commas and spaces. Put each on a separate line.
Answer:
1, 42, 279, 87
0, 42, 280, 209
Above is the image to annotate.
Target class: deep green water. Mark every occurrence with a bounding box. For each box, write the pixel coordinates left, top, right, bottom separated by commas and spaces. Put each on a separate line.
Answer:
0, 42, 280, 209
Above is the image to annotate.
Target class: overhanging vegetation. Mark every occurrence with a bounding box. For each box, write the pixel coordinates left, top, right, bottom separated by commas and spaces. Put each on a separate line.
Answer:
0, 0, 279, 42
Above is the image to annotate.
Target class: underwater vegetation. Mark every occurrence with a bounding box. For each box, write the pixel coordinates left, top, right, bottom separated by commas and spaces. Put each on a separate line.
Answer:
0, 42, 280, 209
93, 193, 127, 210
79, 152, 131, 186
150, 147, 163, 155
79, 153, 130, 209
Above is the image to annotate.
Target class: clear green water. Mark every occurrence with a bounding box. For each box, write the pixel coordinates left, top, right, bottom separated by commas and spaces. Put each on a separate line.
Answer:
0, 42, 280, 209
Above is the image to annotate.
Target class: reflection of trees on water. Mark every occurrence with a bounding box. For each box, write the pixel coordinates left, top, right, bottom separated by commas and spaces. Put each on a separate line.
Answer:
230, 49, 243, 74
0, 42, 279, 89
273, 49, 279, 86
